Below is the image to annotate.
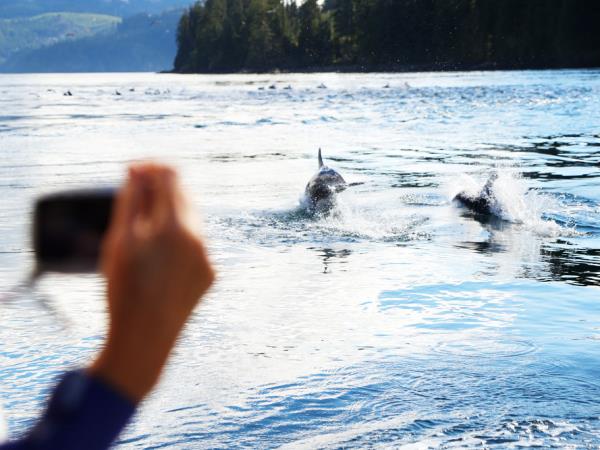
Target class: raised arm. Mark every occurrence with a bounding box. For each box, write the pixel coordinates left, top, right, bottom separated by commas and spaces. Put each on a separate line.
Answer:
2, 163, 215, 450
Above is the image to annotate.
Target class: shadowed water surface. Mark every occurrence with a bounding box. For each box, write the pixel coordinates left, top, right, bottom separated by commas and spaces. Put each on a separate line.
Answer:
0, 71, 599, 448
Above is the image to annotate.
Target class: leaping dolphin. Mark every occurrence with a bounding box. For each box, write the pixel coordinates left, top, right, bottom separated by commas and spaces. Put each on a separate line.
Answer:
453, 172, 499, 216
304, 149, 347, 213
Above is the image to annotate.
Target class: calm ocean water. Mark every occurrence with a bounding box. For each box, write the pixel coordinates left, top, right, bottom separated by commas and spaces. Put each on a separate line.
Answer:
0, 71, 599, 448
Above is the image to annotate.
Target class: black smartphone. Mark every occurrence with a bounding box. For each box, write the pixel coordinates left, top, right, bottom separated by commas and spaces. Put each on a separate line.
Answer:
33, 188, 116, 273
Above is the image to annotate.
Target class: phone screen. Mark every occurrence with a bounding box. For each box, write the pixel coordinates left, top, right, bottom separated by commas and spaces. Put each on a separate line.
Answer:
33, 188, 116, 273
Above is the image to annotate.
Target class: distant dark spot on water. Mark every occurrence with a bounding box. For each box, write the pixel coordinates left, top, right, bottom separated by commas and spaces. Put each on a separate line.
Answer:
244, 152, 285, 159
195, 117, 287, 128
209, 153, 288, 163
217, 120, 248, 126
302, 115, 339, 124
255, 117, 288, 125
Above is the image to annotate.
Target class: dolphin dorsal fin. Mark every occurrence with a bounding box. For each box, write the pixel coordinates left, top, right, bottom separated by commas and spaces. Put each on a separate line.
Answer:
318, 148, 324, 168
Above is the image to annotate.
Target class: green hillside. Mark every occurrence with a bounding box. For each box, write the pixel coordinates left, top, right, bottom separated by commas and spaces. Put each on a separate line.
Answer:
0, 12, 120, 63
0, 1, 193, 19
0, 10, 182, 72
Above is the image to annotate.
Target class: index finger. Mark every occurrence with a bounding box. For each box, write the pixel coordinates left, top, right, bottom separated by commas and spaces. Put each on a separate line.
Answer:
144, 164, 180, 228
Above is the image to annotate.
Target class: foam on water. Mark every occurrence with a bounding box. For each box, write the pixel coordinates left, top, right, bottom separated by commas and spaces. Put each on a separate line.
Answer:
313, 196, 430, 242
546, 194, 600, 233
222, 197, 429, 246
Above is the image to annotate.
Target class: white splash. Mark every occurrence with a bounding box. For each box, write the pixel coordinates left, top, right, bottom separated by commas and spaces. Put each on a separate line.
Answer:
313, 195, 428, 242
447, 170, 570, 237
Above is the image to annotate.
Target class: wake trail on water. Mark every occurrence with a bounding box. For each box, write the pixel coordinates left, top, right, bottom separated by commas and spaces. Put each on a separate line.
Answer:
304, 195, 430, 243
216, 193, 430, 246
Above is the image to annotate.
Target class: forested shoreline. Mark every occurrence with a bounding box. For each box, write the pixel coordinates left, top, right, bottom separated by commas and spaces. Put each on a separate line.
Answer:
173, 0, 600, 73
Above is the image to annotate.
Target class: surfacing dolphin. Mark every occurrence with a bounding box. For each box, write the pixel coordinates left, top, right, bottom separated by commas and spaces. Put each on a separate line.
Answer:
304, 149, 347, 213
453, 172, 499, 216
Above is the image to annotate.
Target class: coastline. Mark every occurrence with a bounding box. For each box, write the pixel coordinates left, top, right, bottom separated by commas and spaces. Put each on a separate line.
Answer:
166, 61, 600, 75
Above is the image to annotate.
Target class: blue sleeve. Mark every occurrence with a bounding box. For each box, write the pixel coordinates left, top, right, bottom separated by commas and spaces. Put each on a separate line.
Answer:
0, 371, 136, 450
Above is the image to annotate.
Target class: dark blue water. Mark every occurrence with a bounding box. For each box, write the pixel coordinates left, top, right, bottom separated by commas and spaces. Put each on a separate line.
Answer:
0, 71, 598, 448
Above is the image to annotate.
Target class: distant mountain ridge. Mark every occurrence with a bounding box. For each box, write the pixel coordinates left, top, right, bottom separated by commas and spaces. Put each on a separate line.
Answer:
0, 0, 195, 72
0, 13, 120, 64
0, 10, 183, 73
0, 0, 193, 19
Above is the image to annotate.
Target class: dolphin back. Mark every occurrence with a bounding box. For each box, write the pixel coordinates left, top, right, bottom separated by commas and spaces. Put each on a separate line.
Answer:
304, 148, 347, 212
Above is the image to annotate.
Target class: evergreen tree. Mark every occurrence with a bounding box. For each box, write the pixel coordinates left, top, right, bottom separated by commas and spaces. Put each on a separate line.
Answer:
298, 0, 332, 66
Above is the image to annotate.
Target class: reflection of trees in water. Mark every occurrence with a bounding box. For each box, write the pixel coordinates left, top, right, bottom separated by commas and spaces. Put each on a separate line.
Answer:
541, 244, 600, 287
497, 133, 600, 173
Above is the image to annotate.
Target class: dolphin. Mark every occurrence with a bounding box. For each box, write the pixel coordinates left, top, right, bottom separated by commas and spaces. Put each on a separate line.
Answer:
453, 172, 499, 216
304, 149, 347, 213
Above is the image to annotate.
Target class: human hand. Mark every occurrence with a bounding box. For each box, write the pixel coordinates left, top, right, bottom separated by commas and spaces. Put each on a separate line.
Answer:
89, 163, 215, 402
